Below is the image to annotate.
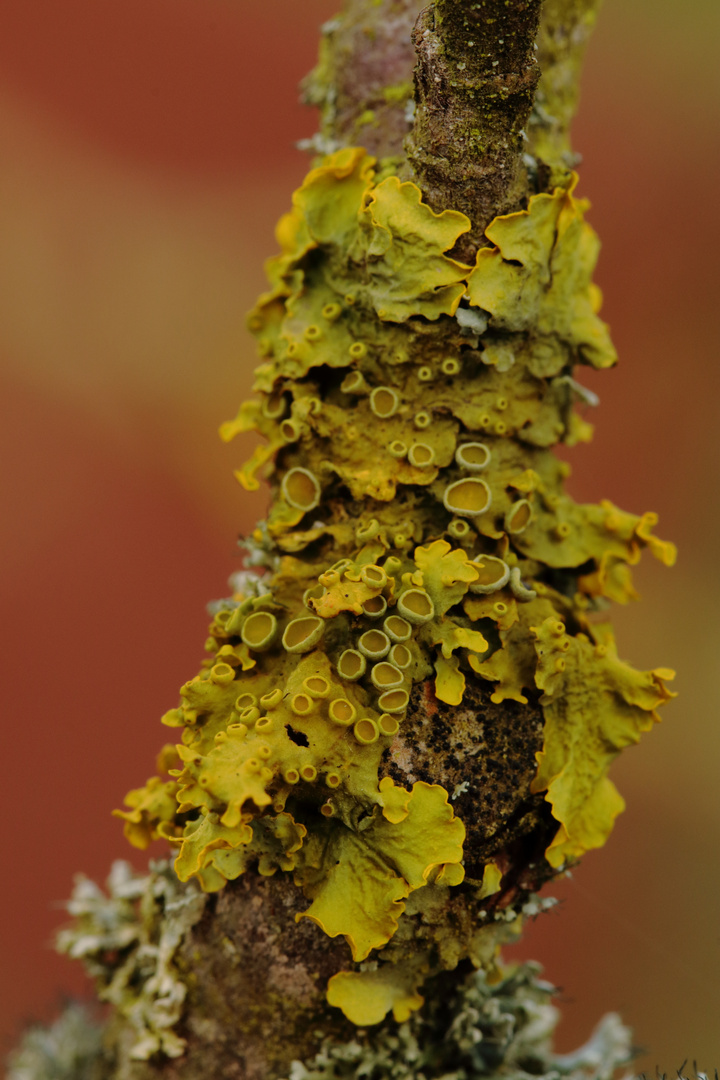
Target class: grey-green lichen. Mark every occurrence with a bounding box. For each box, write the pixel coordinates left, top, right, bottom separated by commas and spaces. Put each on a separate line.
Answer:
526, 0, 604, 177
300, 1, 423, 162
55, 860, 206, 1062
5, 1005, 107, 1080
280, 963, 632, 1080
5, 957, 631, 1080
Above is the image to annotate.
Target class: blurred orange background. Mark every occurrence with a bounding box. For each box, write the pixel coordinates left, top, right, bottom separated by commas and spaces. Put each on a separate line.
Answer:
1, 0, 718, 1070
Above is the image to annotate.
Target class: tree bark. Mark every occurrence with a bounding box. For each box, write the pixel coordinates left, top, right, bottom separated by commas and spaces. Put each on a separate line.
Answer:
301, 0, 425, 160
406, 0, 543, 258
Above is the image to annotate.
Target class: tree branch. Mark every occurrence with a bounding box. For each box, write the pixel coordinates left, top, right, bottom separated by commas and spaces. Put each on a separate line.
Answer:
7, 4, 666, 1080
302, 0, 425, 161
528, 0, 604, 172
405, 0, 543, 256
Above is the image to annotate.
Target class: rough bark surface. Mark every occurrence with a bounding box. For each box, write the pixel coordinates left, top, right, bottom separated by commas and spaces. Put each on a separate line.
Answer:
107, 874, 354, 1080
405, 0, 544, 259
386, 678, 557, 885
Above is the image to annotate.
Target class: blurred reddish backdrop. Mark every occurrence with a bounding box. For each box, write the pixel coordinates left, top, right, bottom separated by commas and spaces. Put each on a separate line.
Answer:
1, 0, 718, 1070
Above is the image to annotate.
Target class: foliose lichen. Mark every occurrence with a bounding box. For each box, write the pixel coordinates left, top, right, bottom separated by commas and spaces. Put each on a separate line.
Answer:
5, 1005, 107, 1080
55, 860, 206, 1061
281, 963, 633, 1080
114, 146, 674, 1030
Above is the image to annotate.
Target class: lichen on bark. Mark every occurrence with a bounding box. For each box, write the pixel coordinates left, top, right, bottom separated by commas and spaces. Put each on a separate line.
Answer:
528, 0, 604, 174
301, 0, 425, 161
9, 3, 675, 1078
406, 0, 544, 256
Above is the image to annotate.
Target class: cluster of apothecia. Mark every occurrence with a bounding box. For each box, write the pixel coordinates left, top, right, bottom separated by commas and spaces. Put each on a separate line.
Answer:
116, 148, 675, 1027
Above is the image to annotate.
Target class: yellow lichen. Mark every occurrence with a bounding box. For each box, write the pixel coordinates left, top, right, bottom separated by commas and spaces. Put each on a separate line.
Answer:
466, 176, 617, 373
173, 811, 253, 885
434, 653, 466, 706
326, 965, 425, 1026
117, 146, 674, 1028
530, 620, 675, 866
358, 175, 471, 322
478, 861, 504, 899
295, 782, 464, 961
113, 775, 180, 850
379, 775, 413, 823
413, 539, 479, 614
